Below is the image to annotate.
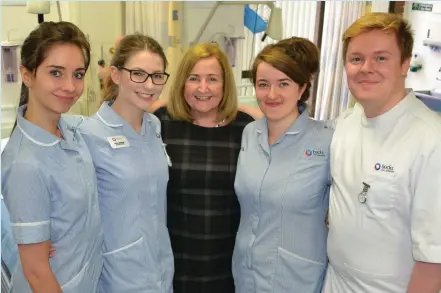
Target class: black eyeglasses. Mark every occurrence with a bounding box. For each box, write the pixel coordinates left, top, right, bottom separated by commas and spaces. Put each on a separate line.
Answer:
118, 66, 170, 85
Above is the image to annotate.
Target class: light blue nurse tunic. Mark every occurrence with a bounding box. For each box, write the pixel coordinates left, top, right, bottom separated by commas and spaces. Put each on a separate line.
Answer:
1, 105, 104, 293
1, 138, 19, 276
2, 195, 19, 277
233, 105, 333, 293
78, 102, 174, 293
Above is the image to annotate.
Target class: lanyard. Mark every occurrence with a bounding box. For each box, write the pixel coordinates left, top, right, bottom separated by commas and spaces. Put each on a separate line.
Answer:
358, 182, 371, 203
358, 120, 372, 204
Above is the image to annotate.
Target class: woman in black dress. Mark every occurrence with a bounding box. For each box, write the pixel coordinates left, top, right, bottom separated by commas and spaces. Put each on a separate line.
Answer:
151, 43, 257, 293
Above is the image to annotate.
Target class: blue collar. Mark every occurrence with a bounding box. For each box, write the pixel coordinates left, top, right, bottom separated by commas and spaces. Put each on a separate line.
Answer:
256, 103, 311, 136
255, 103, 312, 153
16, 105, 76, 149
95, 102, 153, 137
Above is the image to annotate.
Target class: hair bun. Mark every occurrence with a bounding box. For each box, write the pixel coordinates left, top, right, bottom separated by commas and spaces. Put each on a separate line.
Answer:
251, 37, 321, 103
276, 37, 320, 77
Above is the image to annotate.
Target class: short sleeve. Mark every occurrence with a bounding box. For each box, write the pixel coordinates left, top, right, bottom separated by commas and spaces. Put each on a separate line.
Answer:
240, 123, 253, 151
411, 142, 441, 263
2, 161, 51, 244
149, 113, 162, 135
1, 198, 19, 272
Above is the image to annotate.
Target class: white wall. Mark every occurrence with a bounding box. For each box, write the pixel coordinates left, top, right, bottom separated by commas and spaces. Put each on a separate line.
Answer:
0, 2, 123, 138
405, 2, 441, 91
182, 2, 244, 48
71, 1, 123, 116
370, 1, 389, 13
1, 2, 69, 138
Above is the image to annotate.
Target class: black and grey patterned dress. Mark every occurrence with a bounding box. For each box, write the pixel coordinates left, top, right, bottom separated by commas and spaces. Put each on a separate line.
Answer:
154, 108, 253, 293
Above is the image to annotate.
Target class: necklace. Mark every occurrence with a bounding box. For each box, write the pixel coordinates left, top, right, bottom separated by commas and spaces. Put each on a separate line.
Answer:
193, 119, 225, 128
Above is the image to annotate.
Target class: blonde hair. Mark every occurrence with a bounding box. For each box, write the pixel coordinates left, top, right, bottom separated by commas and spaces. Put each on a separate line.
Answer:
343, 12, 413, 63
102, 34, 167, 102
166, 43, 238, 123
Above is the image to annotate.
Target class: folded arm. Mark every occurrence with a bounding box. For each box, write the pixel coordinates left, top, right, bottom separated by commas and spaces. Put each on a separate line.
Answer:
19, 241, 61, 293
237, 104, 263, 120
148, 99, 166, 113
3, 162, 60, 293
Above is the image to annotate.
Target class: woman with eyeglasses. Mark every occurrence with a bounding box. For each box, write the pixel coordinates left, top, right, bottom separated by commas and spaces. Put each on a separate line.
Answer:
78, 34, 174, 293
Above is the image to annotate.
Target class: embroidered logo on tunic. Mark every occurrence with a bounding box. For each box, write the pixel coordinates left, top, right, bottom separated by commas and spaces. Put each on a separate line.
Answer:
305, 149, 325, 157
374, 163, 394, 173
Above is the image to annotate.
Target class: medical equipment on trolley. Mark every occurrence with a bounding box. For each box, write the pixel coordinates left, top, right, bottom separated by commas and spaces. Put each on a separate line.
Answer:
190, 1, 282, 47
1, 40, 19, 84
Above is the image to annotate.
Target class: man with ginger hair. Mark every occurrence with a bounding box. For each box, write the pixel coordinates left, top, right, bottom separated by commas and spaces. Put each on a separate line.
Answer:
323, 13, 441, 293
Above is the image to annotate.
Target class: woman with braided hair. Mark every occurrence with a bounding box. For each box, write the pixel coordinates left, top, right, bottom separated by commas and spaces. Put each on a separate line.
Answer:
232, 37, 333, 293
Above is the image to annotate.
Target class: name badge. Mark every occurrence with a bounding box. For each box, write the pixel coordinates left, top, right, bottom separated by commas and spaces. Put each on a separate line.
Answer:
107, 136, 130, 149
